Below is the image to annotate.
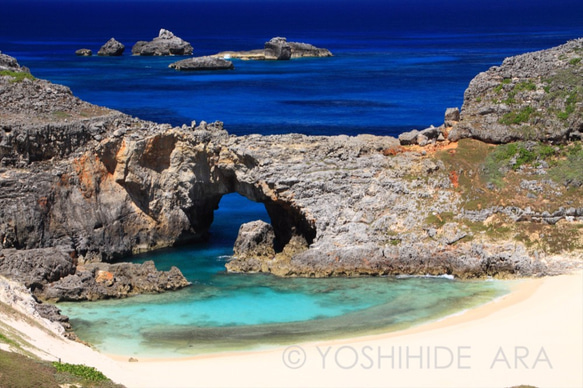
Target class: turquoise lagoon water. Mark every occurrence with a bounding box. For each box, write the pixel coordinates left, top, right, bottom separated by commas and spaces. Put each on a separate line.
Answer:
57, 194, 510, 358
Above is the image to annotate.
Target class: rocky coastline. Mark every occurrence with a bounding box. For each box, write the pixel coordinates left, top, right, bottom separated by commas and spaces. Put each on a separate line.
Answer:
1, 39, 583, 331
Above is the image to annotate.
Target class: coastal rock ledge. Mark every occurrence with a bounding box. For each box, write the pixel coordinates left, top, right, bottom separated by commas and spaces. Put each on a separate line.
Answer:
0, 40, 582, 311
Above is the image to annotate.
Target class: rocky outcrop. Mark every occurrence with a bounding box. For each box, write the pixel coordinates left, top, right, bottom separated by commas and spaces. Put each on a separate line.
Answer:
264, 37, 292, 60
132, 29, 193, 56
451, 38, 583, 143
0, 51, 24, 71
0, 46, 582, 288
75, 48, 92, 56
97, 38, 125, 56
214, 37, 332, 61
169, 56, 234, 71
38, 261, 190, 302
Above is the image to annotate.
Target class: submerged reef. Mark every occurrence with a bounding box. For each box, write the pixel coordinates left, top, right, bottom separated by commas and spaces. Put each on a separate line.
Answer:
0, 40, 582, 322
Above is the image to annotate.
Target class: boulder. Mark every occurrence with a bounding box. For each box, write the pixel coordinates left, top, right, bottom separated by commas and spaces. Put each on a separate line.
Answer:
233, 220, 276, 259
264, 37, 292, 60
398, 129, 419, 145
75, 48, 93, 56
169, 56, 234, 71
97, 38, 125, 56
444, 107, 460, 127
132, 29, 193, 56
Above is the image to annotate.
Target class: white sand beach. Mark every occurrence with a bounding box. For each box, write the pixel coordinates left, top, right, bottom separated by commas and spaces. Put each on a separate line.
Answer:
2, 271, 582, 388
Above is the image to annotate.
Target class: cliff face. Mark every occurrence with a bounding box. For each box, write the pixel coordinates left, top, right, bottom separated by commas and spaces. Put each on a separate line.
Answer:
1, 40, 583, 294
451, 39, 583, 143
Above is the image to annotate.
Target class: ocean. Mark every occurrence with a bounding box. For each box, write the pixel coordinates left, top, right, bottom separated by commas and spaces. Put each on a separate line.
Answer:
1, 0, 582, 357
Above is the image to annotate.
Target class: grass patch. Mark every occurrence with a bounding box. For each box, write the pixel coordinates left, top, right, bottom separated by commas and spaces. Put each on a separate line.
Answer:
569, 57, 581, 65
53, 361, 108, 382
499, 106, 535, 125
0, 70, 35, 83
425, 211, 455, 228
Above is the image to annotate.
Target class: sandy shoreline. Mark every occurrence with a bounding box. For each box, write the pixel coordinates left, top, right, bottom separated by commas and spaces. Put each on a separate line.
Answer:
2, 271, 582, 388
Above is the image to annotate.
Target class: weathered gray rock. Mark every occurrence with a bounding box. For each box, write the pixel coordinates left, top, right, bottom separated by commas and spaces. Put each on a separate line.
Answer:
451, 38, 583, 143
169, 56, 234, 71
39, 261, 190, 302
75, 48, 93, 56
132, 29, 193, 56
398, 129, 419, 145
444, 107, 460, 127
264, 37, 292, 60
0, 248, 75, 289
97, 38, 125, 56
213, 37, 332, 61
0, 51, 23, 71
234, 220, 276, 258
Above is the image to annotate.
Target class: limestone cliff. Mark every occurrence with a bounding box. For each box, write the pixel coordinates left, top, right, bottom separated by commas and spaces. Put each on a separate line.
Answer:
1, 40, 583, 298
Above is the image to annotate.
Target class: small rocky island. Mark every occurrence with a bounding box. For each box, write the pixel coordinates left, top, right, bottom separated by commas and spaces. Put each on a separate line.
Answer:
132, 28, 193, 56
214, 37, 333, 60
1, 39, 582, 330
169, 56, 235, 71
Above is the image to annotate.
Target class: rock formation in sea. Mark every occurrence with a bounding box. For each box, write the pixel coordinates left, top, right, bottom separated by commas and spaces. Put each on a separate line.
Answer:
169, 56, 234, 71
1, 39, 582, 313
97, 38, 125, 56
214, 37, 333, 60
132, 29, 193, 56
75, 48, 93, 56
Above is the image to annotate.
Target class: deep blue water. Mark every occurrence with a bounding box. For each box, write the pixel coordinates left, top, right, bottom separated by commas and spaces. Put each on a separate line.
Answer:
2, 0, 582, 356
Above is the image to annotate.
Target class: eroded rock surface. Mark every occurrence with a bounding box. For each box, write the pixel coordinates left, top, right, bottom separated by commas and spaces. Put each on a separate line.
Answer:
132, 29, 193, 56
1, 42, 582, 292
97, 38, 125, 56
169, 56, 234, 71
451, 39, 583, 143
214, 37, 333, 60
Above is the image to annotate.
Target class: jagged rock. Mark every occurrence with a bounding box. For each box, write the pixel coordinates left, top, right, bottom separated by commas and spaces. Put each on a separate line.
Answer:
451, 38, 583, 143
0, 248, 75, 290
169, 56, 234, 71
0, 51, 23, 71
444, 107, 460, 127
97, 38, 125, 56
264, 37, 292, 60
75, 48, 93, 56
132, 29, 193, 56
39, 261, 190, 302
233, 220, 276, 259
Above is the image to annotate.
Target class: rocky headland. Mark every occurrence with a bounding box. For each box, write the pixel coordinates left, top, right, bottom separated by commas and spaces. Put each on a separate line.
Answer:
214, 37, 333, 60
1, 39, 583, 329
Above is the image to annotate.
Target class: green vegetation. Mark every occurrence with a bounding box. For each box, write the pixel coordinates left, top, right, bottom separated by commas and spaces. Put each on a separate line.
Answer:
499, 106, 535, 125
52, 361, 108, 382
425, 212, 455, 228
494, 78, 512, 93
569, 57, 581, 65
556, 92, 578, 120
515, 81, 537, 91
0, 70, 35, 83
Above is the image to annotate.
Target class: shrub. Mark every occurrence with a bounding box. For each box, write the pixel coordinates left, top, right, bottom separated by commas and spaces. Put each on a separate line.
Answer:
52, 362, 107, 382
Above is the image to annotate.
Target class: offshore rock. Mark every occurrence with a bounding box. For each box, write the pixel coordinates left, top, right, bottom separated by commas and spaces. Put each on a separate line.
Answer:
75, 48, 93, 56
451, 38, 583, 143
264, 37, 292, 60
132, 29, 193, 56
97, 38, 125, 56
214, 37, 332, 60
169, 56, 234, 71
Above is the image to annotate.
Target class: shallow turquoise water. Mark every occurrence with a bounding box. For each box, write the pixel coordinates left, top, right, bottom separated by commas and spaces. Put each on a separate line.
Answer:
57, 194, 510, 358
